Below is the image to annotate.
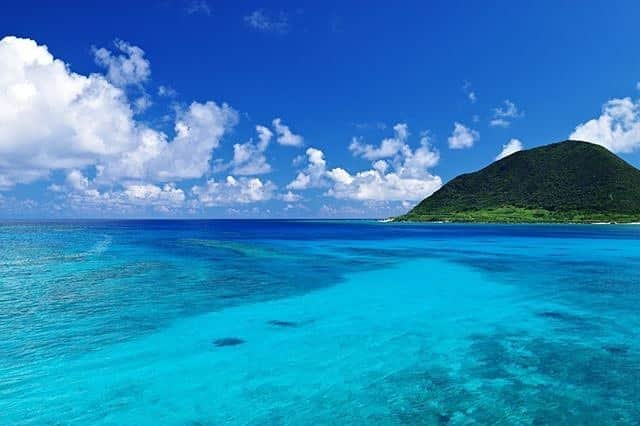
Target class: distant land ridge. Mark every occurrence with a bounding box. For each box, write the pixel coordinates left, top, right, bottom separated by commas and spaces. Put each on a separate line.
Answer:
398, 140, 640, 223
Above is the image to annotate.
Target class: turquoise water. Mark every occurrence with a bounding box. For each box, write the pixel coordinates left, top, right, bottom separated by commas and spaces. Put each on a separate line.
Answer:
1, 221, 639, 424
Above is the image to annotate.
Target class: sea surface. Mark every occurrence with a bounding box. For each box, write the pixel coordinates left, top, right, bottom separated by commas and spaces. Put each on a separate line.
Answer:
0, 220, 639, 424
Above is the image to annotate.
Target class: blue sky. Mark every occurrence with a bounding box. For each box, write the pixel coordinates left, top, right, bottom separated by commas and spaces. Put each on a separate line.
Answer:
1, 1, 640, 218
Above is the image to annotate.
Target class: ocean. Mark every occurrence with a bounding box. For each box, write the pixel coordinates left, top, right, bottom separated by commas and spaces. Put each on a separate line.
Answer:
0, 220, 638, 424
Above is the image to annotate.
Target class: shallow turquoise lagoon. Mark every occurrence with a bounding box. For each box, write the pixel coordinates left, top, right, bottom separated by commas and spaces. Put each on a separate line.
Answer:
1, 221, 639, 424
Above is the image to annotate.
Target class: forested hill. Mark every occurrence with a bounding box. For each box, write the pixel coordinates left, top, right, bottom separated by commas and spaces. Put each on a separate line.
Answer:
399, 140, 640, 223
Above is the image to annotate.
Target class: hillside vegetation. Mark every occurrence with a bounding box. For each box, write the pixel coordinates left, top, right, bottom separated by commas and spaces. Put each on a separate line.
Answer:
399, 140, 640, 223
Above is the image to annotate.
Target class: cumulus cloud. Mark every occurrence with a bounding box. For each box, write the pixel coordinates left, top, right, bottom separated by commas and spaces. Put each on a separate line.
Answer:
288, 125, 442, 202
66, 169, 89, 191
349, 123, 408, 160
96, 101, 238, 182
244, 9, 289, 34
448, 122, 479, 149
192, 176, 276, 206
230, 125, 273, 175
0, 36, 137, 187
57, 179, 186, 213
326, 169, 441, 202
489, 100, 523, 127
495, 138, 524, 160
281, 191, 301, 202
124, 183, 185, 205
272, 118, 303, 146
93, 39, 150, 87
287, 147, 326, 189
569, 97, 640, 153
0, 36, 238, 194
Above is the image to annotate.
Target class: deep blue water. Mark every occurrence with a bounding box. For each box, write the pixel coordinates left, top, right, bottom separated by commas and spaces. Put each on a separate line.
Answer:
0, 220, 639, 424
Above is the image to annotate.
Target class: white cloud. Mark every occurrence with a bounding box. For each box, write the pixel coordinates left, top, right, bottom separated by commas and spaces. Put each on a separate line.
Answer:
66, 169, 89, 191
192, 176, 276, 206
569, 97, 640, 153
59, 181, 186, 213
281, 191, 301, 202
326, 167, 354, 185
353, 121, 387, 130
402, 134, 440, 172
0, 35, 242, 216
288, 125, 442, 202
244, 9, 289, 33
349, 123, 408, 160
489, 118, 509, 128
157, 85, 177, 97
326, 168, 441, 202
272, 118, 303, 146
462, 81, 477, 103
133, 94, 152, 113
287, 147, 326, 189
98, 101, 238, 182
0, 36, 138, 187
124, 183, 185, 205
186, 0, 211, 15
328, 132, 441, 201
489, 100, 522, 127
495, 138, 523, 160
448, 122, 479, 149
230, 125, 273, 175
93, 40, 150, 87
287, 172, 311, 190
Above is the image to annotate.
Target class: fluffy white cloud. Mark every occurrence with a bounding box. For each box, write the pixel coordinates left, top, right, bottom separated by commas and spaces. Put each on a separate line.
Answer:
97, 101, 238, 182
349, 123, 408, 160
569, 97, 640, 153
230, 125, 273, 175
93, 40, 150, 87
192, 176, 276, 206
0, 36, 238, 191
287, 172, 311, 190
272, 118, 303, 146
281, 191, 301, 202
66, 169, 89, 190
489, 100, 522, 128
244, 10, 289, 33
288, 125, 442, 202
328, 132, 441, 201
124, 183, 184, 203
326, 168, 441, 201
287, 147, 327, 189
0, 36, 136, 187
448, 122, 479, 149
495, 138, 524, 160
59, 181, 186, 213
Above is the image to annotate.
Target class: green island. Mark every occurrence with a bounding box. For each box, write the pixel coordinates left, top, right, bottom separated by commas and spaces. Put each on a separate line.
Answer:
396, 140, 640, 223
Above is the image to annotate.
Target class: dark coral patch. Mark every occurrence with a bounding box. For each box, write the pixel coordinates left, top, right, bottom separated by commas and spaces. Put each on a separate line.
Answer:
603, 344, 629, 355
537, 310, 586, 324
213, 337, 245, 347
268, 320, 299, 327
